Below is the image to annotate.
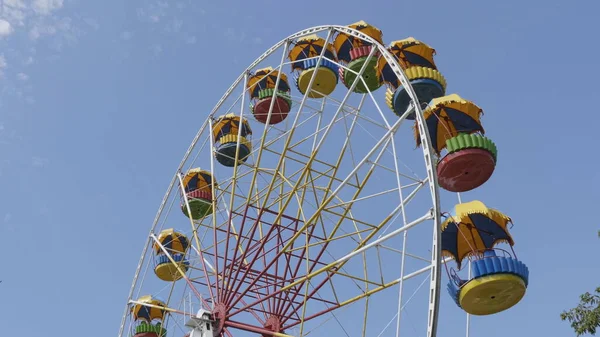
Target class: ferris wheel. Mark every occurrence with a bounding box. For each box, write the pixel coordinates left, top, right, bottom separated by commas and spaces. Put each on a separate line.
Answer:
118, 22, 530, 337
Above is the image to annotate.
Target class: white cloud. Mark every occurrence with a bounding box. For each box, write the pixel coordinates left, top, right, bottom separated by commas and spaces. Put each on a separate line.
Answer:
224, 27, 235, 41
28, 16, 76, 45
165, 18, 182, 33
31, 156, 47, 167
131, 2, 217, 57
0, 54, 6, 77
0, 19, 13, 37
2, 212, 14, 232
120, 31, 134, 40
1, 0, 68, 41
84, 17, 99, 31
1, 0, 28, 26
184, 35, 196, 44
32, 0, 64, 16
136, 2, 169, 24
1, 0, 85, 103
222, 27, 261, 45
28, 21, 56, 39
150, 44, 163, 56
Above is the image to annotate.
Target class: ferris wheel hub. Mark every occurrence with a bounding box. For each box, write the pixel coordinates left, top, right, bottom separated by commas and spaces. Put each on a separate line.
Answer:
262, 316, 283, 336
211, 302, 228, 335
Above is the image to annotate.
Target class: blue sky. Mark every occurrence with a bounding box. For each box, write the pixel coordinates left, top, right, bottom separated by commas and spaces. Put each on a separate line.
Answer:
1, 0, 599, 336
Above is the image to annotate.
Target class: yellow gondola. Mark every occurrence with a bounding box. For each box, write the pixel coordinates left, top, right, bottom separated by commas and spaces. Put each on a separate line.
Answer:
154, 228, 189, 255
153, 229, 190, 282
442, 201, 529, 316
288, 35, 339, 98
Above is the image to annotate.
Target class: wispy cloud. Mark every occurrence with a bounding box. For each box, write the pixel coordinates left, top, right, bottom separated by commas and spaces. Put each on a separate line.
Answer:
129, 1, 208, 56
31, 156, 48, 168
223, 27, 263, 45
125, 1, 263, 62
16, 72, 28, 81
3, 212, 14, 232
0, 122, 20, 145
136, 1, 169, 24
120, 31, 134, 40
0, 0, 89, 102
1, 0, 66, 33
0, 54, 6, 77
31, 0, 63, 15
184, 35, 196, 44
0, 19, 13, 37
150, 43, 162, 56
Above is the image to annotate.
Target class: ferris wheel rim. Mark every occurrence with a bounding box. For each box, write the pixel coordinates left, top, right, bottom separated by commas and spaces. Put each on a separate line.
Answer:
119, 24, 443, 337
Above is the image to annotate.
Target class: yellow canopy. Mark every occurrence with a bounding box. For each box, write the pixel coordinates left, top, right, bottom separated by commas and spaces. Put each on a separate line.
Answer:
131, 295, 166, 321
349, 21, 382, 41
388, 37, 437, 69
333, 20, 383, 63
288, 35, 336, 70
441, 200, 514, 268
154, 228, 189, 255
182, 168, 216, 194
212, 113, 252, 142
414, 94, 484, 154
246, 67, 290, 99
